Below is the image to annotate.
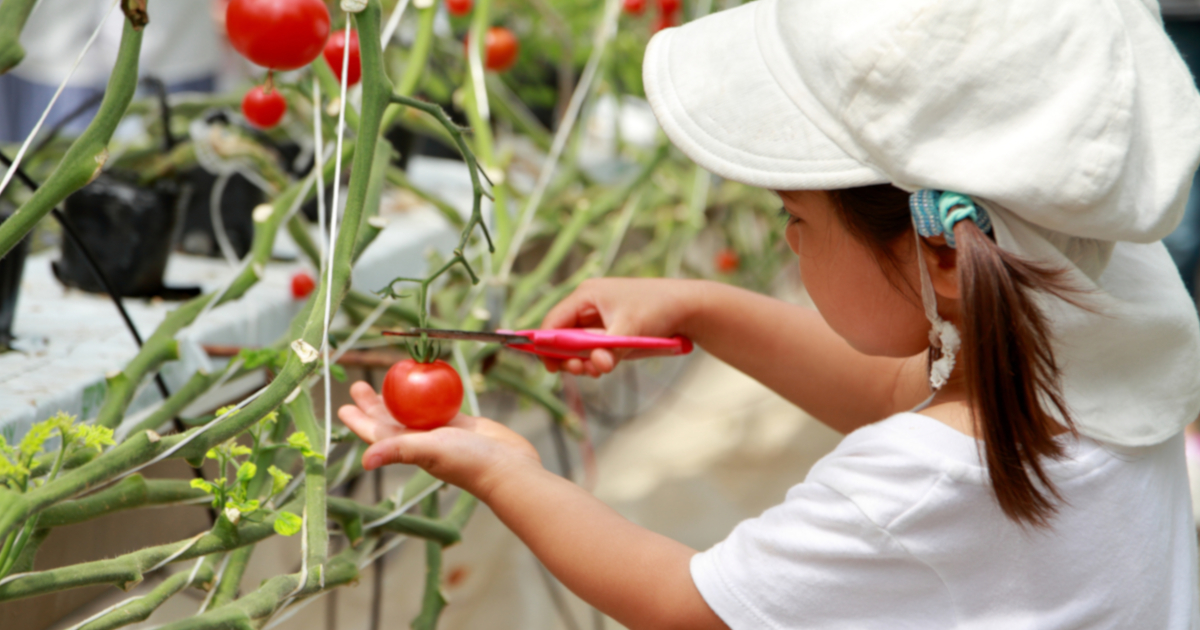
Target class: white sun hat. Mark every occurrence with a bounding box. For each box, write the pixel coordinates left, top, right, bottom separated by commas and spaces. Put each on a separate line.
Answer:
644, 0, 1200, 446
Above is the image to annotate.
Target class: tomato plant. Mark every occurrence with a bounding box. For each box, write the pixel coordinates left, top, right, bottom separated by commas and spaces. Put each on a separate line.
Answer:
447, 0, 473, 17
623, 0, 646, 15
472, 26, 519, 72
291, 271, 316, 299
715, 248, 739, 273
241, 84, 287, 128
226, 0, 330, 70
323, 29, 362, 86
382, 359, 464, 430
658, 0, 681, 15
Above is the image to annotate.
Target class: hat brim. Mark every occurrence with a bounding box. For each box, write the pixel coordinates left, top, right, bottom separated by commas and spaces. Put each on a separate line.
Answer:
642, 0, 886, 191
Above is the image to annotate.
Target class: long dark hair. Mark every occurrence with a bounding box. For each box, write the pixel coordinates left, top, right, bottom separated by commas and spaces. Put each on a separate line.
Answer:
829, 184, 1078, 527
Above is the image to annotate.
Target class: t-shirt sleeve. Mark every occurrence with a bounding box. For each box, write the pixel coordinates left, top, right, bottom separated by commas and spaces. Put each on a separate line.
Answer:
690, 481, 953, 630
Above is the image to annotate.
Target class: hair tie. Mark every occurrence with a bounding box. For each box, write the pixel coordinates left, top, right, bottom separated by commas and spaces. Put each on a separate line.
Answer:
909, 190, 992, 248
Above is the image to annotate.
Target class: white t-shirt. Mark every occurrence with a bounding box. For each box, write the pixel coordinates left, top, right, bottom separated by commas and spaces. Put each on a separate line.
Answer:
691, 412, 1199, 629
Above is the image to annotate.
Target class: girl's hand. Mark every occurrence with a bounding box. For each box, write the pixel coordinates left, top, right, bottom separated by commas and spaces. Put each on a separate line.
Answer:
337, 381, 542, 500
540, 278, 707, 377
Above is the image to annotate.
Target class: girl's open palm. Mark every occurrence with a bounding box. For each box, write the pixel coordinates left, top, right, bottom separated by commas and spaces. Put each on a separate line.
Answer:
337, 381, 543, 499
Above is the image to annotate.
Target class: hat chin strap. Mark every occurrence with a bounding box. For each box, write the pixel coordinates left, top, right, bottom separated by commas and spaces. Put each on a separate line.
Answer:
915, 227, 960, 392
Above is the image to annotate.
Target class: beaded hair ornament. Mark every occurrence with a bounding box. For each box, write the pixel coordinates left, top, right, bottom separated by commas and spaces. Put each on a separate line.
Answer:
908, 190, 992, 391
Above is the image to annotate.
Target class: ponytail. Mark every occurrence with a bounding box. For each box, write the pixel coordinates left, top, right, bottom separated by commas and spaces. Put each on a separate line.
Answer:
831, 185, 1080, 527
953, 220, 1077, 527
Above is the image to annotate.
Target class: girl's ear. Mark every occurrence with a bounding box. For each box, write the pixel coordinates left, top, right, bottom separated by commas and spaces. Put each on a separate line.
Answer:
921, 236, 962, 300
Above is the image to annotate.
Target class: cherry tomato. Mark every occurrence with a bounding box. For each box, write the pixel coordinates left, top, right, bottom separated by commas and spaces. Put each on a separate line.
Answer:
323, 29, 362, 86
658, 0, 681, 14
226, 0, 330, 70
242, 85, 287, 128
382, 359, 464, 430
291, 271, 316, 299
466, 26, 519, 72
652, 10, 676, 32
623, 0, 646, 15
447, 0, 473, 16
715, 248, 740, 273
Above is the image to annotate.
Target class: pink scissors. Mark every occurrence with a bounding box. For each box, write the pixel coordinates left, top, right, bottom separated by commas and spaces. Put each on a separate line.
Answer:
382, 328, 694, 361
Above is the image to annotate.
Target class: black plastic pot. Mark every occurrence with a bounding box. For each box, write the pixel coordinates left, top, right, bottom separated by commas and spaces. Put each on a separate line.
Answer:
53, 173, 185, 297
0, 202, 30, 351
176, 168, 262, 259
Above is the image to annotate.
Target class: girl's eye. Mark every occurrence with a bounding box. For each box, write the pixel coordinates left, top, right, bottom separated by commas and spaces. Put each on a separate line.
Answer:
778, 207, 799, 227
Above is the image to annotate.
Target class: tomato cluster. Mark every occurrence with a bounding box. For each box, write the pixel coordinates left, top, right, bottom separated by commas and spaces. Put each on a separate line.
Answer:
465, 27, 520, 72
242, 84, 287, 129
323, 29, 362, 86
624, 0, 681, 31
290, 271, 316, 299
226, 0, 333, 129
382, 359, 465, 430
226, 0, 331, 71
447, 0, 473, 16
714, 248, 740, 274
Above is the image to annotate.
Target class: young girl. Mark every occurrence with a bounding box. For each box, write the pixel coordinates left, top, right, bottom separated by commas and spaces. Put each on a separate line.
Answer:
339, 0, 1200, 627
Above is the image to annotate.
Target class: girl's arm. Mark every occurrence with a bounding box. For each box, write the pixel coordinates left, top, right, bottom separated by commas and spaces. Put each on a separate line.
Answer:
338, 384, 728, 630
542, 278, 927, 434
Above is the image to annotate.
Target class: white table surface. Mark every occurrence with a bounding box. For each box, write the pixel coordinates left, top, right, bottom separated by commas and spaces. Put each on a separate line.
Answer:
0, 156, 473, 440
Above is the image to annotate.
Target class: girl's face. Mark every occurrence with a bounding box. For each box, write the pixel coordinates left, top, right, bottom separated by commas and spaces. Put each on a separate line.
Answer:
778, 190, 931, 358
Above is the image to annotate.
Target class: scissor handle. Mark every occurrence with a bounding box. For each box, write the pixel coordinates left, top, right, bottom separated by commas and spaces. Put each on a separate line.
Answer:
498, 329, 694, 360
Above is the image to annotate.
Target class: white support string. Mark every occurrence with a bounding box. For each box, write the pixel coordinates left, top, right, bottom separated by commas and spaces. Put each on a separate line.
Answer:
321, 20, 353, 461
466, 25, 490, 125
196, 552, 231, 614
61, 595, 146, 630
144, 532, 207, 573
184, 555, 207, 586
0, 0, 119, 201
380, 0, 411, 49
313, 82, 328, 268
106, 386, 269, 488
0, 571, 33, 589
497, 0, 622, 282
363, 480, 443, 530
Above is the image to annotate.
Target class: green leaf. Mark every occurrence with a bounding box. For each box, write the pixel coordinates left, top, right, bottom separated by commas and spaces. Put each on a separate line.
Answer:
330, 364, 347, 382
229, 444, 253, 457
77, 425, 114, 452
286, 432, 325, 461
205, 448, 220, 461
268, 465, 293, 496
236, 461, 257, 484
18, 420, 56, 459
231, 498, 260, 514
274, 511, 302, 537
190, 478, 218, 495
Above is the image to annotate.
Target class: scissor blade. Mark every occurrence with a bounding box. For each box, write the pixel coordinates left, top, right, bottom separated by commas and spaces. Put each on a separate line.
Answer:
382, 328, 530, 344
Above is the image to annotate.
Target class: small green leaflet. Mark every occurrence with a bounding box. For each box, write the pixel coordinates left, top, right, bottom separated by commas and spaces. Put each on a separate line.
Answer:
274, 511, 302, 536
286, 432, 325, 461
268, 465, 293, 495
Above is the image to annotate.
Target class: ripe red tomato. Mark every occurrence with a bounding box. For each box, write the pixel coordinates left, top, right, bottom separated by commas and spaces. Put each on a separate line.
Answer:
658, 0, 681, 14
323, 29, 362, 86
382, 359, 464, 430
652, 10, 676, 32
623, 0, 646, 15
291, 271, 316, 299
468, 26, 519, 72
447, 0, 473, 16
242, 85, 287, 128
226, 0, 330, 71
715, 248, 740, 273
